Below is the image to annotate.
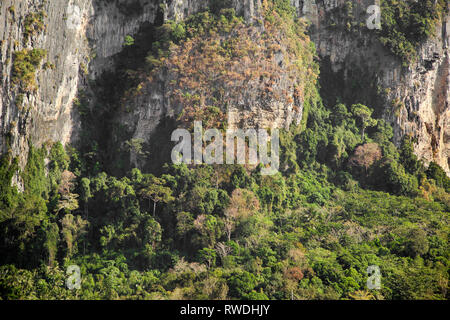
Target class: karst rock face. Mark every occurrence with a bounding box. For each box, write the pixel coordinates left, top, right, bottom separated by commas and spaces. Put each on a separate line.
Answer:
0, 0, 448, 174
296, 0, 449, 175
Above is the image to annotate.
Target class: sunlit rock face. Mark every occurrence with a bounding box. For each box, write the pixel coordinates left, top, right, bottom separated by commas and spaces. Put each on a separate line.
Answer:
0, 0, 448, 175
295, 0, 449, 175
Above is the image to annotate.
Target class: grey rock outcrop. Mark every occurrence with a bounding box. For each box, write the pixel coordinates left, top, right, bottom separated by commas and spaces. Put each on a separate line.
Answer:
296, 0, 449, 174
0, 0, 448, 176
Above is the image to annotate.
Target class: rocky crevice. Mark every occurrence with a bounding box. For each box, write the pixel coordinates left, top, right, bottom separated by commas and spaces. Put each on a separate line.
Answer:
297, 0, 450, 174
0, 0, 449, 175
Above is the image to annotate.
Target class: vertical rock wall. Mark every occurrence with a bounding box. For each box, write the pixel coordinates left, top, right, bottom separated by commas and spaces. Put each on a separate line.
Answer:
0, 0, 448, 175
295, 0, 449, 174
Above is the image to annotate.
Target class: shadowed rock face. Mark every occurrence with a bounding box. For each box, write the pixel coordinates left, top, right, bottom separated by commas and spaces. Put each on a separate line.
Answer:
0, 0, 448, 175
0, 0, 211, 167
295, 0, 449, 175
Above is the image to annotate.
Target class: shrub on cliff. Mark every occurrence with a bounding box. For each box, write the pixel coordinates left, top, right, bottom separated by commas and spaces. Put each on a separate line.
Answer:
12, 49, 47, 92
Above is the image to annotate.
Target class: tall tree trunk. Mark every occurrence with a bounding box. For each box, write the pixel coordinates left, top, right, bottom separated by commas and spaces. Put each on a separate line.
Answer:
84, 204, 88, 255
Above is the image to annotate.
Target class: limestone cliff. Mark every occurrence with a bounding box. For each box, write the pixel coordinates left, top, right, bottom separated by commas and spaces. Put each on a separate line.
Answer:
0, 0, 179, 166
1, 0, 89, 166
296, 0, 449, 174
0, 0, 448, 176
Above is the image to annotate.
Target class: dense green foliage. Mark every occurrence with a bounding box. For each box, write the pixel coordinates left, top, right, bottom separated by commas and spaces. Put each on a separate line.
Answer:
0, 0, 448, 300
379, 0, 448, 65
